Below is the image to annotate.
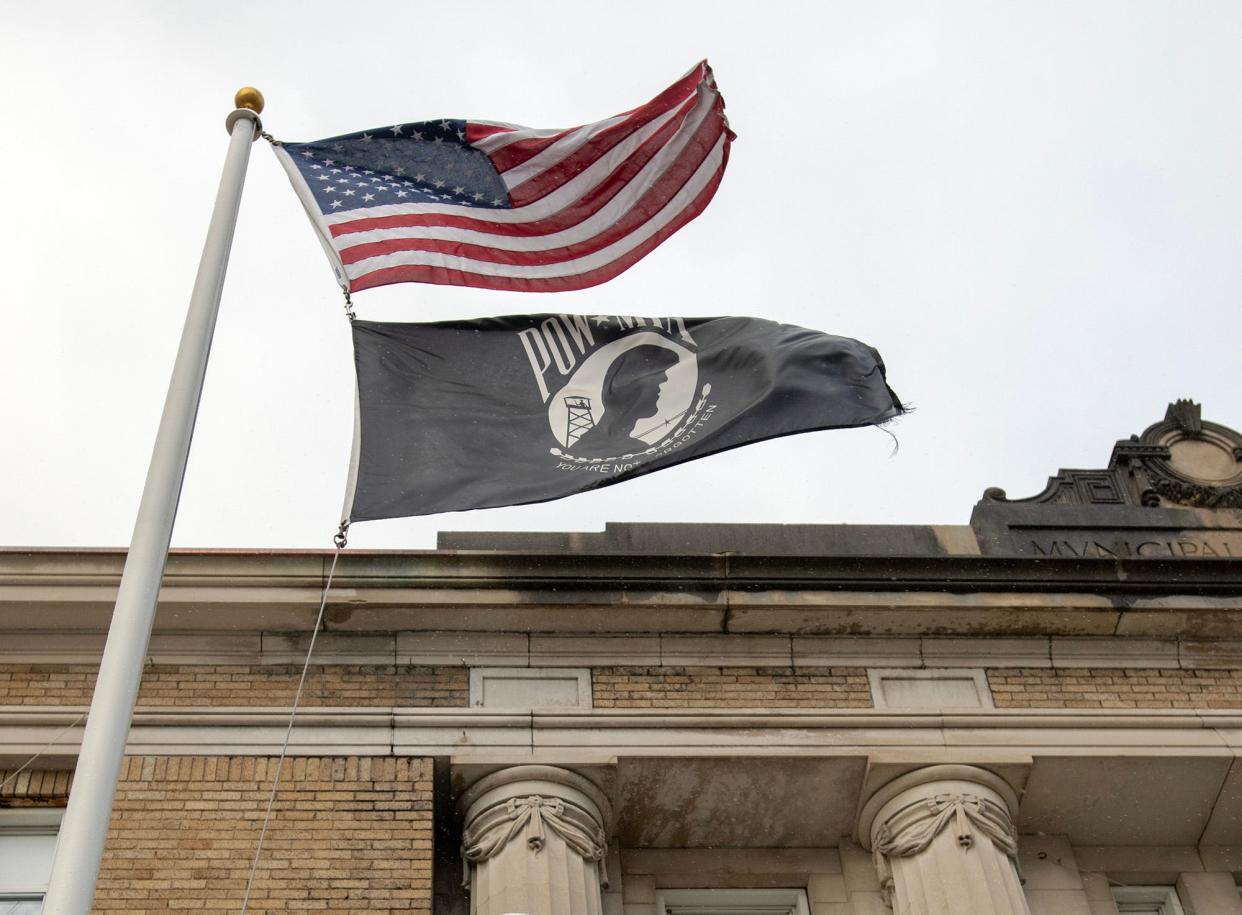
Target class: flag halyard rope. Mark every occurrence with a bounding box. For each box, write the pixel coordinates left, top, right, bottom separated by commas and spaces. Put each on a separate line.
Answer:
239, 536, 344, 913
0, 711, 87, 793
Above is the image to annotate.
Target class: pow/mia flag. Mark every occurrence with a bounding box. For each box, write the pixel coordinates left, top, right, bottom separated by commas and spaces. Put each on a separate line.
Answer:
344, 314, 902, 521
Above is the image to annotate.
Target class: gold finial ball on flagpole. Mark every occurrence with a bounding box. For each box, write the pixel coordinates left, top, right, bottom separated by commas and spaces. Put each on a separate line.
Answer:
234, 87, 265, 114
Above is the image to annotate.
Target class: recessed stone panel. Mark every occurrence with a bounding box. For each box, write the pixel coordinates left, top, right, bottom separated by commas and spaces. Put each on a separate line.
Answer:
469, 667, 591, 709
869, 668, 993, 709
1018, 756, 1232, 845
616, 756, 865, 848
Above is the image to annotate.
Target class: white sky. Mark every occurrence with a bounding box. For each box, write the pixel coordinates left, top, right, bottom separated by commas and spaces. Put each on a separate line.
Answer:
2, 1, 1239, 550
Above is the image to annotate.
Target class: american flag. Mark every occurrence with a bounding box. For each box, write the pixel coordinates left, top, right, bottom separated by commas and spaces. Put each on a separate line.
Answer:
274, 62, 733, 293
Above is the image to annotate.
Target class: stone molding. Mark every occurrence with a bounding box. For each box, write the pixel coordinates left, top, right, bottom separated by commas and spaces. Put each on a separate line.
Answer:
11, 632, 1242, 669
4, 550, 1241, 640
7, 706, 1242, 761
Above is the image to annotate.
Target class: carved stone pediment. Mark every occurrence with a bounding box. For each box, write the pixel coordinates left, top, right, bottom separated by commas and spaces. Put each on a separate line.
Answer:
972, 401, 1242, 557
1133, 400, 1242, 508
981, 400, 1242, 510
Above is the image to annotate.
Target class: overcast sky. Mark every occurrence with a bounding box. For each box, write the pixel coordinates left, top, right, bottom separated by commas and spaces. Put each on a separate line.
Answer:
2, 1, 1239, 551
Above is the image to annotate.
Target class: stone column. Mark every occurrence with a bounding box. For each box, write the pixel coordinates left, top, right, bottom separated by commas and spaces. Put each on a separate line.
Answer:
459, 765, 611, 915
857, 765, 1030, 915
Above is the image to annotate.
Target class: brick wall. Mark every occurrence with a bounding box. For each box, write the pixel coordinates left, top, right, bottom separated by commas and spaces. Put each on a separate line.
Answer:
10, 663, 1242, 712
988, 668, 1242, 708
0, 664, 467, 708
592, 667, 873, 708
95, 755, 432, 913
0, 767, 71, 806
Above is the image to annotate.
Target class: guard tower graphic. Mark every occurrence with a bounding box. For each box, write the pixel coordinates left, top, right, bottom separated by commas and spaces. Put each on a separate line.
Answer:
564, 395, 595, 447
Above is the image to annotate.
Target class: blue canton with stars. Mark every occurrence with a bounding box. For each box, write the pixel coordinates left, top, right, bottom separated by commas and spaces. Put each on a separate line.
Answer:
284, 119, 512, 214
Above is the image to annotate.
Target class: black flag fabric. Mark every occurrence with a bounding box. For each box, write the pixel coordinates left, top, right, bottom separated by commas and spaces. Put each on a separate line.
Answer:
345, 314, 902, 521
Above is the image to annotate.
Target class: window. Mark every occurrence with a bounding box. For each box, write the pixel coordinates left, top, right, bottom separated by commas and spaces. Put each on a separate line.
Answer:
0, 809, 63, 911
656, 888, 811, 915
1112, 886, 1186, 915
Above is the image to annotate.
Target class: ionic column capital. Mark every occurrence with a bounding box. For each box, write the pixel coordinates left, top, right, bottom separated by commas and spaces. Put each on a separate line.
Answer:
857, 764, 1020, 853
458, 765, 612, 915
857, 765, 1029, 914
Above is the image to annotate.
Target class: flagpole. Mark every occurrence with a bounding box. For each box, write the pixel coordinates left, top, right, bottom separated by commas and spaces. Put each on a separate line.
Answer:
41, 88, 265, 915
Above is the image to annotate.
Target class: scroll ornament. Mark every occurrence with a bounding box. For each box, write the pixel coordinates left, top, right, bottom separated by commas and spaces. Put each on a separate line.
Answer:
462, 794, 609, 887
873, 792, 1020, 904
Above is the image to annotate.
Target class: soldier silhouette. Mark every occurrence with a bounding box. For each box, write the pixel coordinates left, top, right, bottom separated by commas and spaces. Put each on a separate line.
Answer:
572, 345, 680, 457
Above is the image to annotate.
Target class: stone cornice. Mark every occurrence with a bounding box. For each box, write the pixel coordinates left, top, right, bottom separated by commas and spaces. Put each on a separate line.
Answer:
2, 548, 1242, 637
3, 548, 1241, 594
6, 632, 1240, 668
5, 705, 1242, 759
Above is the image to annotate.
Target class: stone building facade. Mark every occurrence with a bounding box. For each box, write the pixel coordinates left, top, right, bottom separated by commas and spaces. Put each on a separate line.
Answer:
2, 401, 1242, 914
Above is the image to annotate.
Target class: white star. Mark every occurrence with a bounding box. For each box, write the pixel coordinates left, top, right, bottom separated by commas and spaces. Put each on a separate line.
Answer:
410, 130, 422, 140
395, 190, 408, 198
361, 133, 373, 142
332, 144, 344, 153
472, 192, 483, 200
394, 167, 406, 176
309, 164, 322, 170
324, 186, 336, 193
316, 174, 330, 181
433, 178, 445, 188
330, 168, 342, 174
323, 159, 335, 166
343, 189, 356, 196
389, 125, 403, 136
432, 136, 443, 145
438, 119, 450, 130
344, 166, 355, 172
330, 199, 343, 208
413, 174, 425, 183
371, 176, 382, 183
592, 316, 611, 327
356, 181, 368, 187
456, 129, 465, 141
301, 149, 314, 158
362, 193, 375, 202
337, 178, 349, 184
453, 186, 465, 195
363, 169, 374, 176
490, 197, 503, 206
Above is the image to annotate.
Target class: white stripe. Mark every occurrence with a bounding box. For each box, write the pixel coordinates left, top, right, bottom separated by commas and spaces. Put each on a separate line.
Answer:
343, 134, 725, 282
473, 67, 703, 155
471, 122, 567, 153
338, 98, 710, 253
336, 111, 722, 255
498, 113, 631, 190
324, 82, 717, 230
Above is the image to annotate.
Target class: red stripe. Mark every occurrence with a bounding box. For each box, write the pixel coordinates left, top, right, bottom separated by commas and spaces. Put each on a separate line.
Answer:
337, 110, 725, 269
331, 110, 684, 240
465, 123, 513, 143
485, 63, 706, 175
348, 156, 727, 293
330, 92, 724, 243
505, 92, 698, 209
485, 127, 576, 175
